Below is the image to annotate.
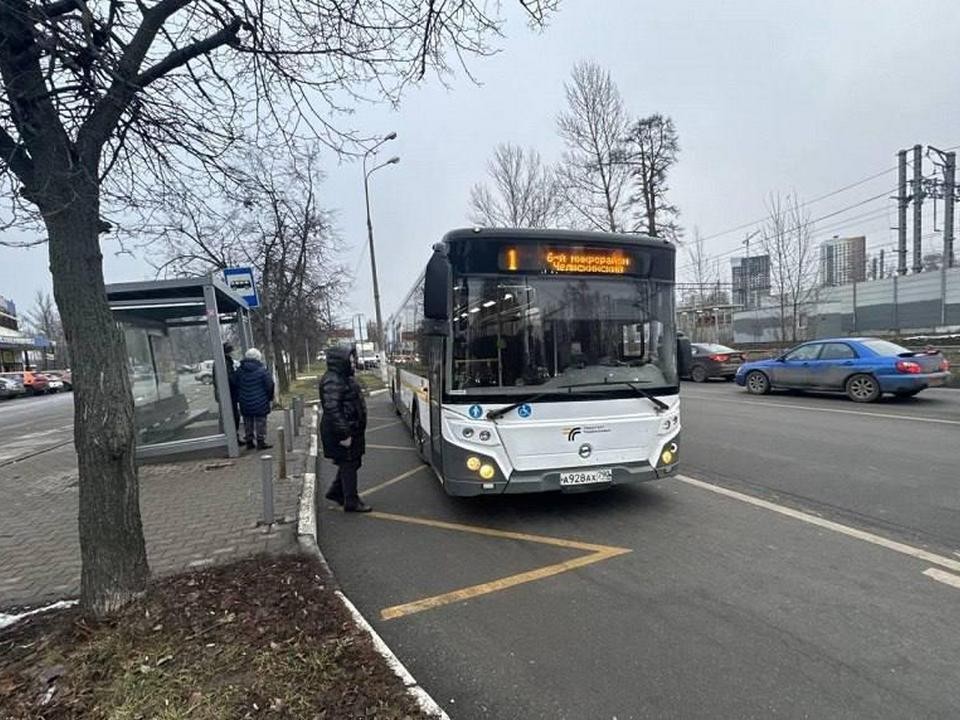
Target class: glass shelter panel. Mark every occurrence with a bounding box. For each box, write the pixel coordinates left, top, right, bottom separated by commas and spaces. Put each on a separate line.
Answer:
122, 320, 222, 446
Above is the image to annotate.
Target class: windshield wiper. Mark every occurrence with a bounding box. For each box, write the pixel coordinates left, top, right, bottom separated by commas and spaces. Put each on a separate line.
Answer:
486, 393, 551, 420
556, 380, 670, 412
485, 380, 670, 420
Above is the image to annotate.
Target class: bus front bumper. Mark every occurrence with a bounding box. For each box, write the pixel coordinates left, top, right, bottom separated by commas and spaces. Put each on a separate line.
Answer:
443, 456, 679, 497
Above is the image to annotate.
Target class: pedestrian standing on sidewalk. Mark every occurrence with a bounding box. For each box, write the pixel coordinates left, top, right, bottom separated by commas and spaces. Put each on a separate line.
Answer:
320, 346, 370, 513
222, 342, 241, 443
235, 347, 274, 450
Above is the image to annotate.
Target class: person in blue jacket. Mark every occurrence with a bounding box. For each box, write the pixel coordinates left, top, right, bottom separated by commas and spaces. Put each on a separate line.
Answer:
234, 347, 275, 450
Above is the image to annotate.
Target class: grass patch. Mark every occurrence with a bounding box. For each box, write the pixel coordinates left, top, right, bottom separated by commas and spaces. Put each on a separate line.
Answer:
281, 365, 385, 408
0, 556, 431, 720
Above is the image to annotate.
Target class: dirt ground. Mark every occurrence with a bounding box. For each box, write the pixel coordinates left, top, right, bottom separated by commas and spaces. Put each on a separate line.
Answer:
0, 555, 430, 720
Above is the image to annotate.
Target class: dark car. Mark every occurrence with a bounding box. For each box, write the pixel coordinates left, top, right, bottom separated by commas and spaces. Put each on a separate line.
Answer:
685, 343, 746, 382
0, 375, 26, 400
735, 337, 950, 402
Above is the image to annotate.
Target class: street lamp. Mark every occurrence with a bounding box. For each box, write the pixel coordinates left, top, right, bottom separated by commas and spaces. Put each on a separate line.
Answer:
363, 133, 398, 355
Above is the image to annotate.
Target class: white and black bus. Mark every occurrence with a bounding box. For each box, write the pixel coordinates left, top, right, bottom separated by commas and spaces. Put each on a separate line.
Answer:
385, 227, 689, 496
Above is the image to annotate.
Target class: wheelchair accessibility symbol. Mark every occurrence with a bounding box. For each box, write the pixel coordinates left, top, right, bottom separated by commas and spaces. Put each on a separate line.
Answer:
469, 404, 483, 419
517, 404, 532, 418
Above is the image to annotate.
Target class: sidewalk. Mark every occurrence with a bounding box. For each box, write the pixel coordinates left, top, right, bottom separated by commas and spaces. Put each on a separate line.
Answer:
0, 425, 307, 610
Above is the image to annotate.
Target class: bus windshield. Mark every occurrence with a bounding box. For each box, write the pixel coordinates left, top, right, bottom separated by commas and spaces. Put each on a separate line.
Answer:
450, 275, 677, 395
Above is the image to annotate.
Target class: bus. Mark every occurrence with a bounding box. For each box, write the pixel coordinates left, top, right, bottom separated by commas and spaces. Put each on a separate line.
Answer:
385, 227, 689, 496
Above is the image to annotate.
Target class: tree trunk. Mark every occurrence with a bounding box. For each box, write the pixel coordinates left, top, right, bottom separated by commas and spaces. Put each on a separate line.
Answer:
46, 185, 149, 617
273, 338, 289, 395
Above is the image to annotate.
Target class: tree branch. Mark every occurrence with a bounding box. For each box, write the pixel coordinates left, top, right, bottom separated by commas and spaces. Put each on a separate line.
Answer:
0, 126, 34, 182
137, 19, 242, 88
77, 0, 196, 159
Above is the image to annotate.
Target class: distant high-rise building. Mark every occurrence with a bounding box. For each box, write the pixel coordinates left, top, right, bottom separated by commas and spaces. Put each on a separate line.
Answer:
731, 254, 771, 308
819, 236, 866, 286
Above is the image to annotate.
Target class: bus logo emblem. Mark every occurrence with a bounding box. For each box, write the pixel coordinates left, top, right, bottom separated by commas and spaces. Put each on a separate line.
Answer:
517, 404, 532, 418
469, 404, 483, 419
566, 427, 582, 441
578, 443, 592, 459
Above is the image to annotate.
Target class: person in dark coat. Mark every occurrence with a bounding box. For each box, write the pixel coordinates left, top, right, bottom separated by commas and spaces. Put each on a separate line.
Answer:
320, 346, 370, 512
222, 343, 241, 441
235, 347, 275, 450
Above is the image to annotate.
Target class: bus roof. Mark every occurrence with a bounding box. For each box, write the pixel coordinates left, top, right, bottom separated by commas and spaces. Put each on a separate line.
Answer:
441, 227, 676, 252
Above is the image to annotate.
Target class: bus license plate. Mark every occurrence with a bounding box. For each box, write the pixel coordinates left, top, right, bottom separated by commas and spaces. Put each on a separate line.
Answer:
559, 468, 613, 486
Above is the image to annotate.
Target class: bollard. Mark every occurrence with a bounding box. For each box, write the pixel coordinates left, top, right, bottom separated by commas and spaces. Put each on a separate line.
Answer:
283, 408, 294, 452
293, 399, 301, 437
277, 427, 287, 479
260, 454, 275, 525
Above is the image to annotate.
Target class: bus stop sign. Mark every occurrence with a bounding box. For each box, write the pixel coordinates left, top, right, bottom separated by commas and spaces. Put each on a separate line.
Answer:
223, 267, 259, 309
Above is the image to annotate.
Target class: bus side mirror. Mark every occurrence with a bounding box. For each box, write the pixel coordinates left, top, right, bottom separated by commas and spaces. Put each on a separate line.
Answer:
677, 337, 693, 378
423, 246, 450, 332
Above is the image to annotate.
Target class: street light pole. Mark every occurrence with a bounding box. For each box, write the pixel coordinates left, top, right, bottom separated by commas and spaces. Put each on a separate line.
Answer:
363, 132, 398, 355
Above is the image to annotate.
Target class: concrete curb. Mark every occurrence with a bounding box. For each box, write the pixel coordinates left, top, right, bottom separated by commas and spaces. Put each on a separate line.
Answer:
296, 407, 450, 720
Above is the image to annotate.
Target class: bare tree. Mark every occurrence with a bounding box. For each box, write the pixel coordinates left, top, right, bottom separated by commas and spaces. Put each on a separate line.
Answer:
0, 0, 556, 617
152, 146, 348, 395
556, 62, 631, 232
761, 193, 818, 343
623, 113, 681, 239
683, 227, 714, 304
24, 290, 67, 369
469, 143, 561, 228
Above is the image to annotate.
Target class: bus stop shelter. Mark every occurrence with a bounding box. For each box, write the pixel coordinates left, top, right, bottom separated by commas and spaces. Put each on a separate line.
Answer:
106, 275, 253, 460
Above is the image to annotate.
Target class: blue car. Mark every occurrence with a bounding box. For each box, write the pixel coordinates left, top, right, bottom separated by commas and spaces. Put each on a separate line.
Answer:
734, 337, 950, 403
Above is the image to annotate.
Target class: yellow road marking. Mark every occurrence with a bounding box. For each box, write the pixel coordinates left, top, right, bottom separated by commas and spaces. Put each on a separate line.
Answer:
360, 465, 428, 498
367, 511, 630, 621
367, 420, 401, 433
381, 549, 627, 620
369, 511, 628, 553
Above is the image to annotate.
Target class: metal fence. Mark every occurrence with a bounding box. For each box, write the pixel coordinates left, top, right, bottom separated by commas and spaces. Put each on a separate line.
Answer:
733, 267, 960, 343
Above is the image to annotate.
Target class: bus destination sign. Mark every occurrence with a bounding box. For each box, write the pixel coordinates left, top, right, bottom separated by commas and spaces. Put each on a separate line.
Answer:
544, 249, 630, 274
499, 244, 647, 276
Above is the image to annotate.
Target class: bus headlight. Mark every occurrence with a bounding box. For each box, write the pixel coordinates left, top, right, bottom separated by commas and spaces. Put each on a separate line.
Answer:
658, 414, 679, 434
479, 464, 496, 480
466, 456, 482, 471
659, 441, 679, 467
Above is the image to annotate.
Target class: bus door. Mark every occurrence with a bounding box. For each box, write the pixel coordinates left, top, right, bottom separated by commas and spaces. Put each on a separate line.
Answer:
428, 337, 445, 472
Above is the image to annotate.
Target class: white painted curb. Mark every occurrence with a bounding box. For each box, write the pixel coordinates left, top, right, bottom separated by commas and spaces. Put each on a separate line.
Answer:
297, 407, 449, 720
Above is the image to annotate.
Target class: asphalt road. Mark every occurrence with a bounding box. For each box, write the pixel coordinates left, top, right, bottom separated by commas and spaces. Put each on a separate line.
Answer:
681, 383, 960, 553
0, 392, 75, 465
319, 388, 960, 720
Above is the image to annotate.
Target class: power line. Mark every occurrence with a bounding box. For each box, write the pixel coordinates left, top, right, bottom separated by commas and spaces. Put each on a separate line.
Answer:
678, 186, 898, 275
698, 166, 898, 243
696, 143, 960, 246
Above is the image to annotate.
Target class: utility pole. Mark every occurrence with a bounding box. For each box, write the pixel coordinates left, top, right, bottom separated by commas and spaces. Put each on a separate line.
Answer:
944, 151, 956, 268
912, 144, 923, 273
897, 149, 908, 275
871, 257, 878, 280
362, 132, 399, 354
879, 249, 885, 278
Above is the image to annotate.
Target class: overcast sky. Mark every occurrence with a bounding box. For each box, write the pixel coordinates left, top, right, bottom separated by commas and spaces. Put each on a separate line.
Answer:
3, 0, 959, 327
